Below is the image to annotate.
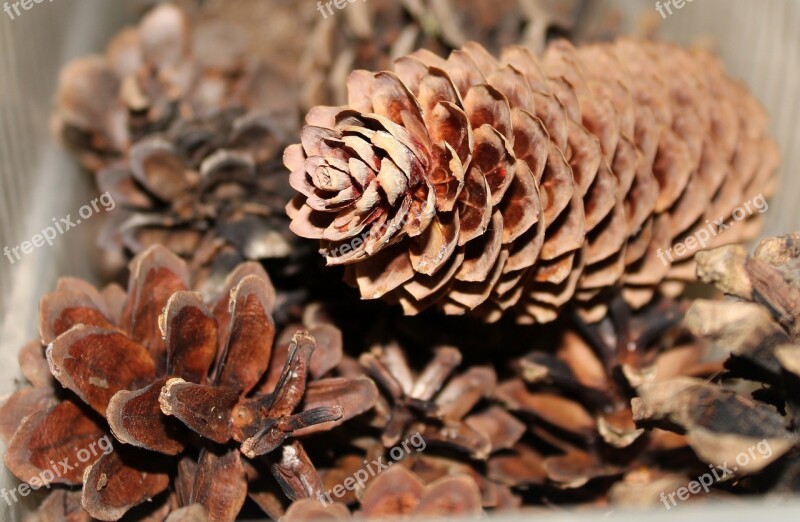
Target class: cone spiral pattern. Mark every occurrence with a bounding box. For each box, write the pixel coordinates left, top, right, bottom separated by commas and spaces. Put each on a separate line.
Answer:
285, 38, 779, 323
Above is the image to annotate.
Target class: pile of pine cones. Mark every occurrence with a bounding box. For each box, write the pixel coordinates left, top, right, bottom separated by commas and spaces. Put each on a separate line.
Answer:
1, 2, 791, 521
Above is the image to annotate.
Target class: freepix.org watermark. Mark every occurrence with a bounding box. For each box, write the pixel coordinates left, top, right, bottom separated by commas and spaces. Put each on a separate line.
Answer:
1, 434, 113, 506
317, 432, 426, 506
3, 191, 115, 265
655, 0, 695, 19
656, 193, 768, 266
316, 0, 368, 19
325, 199, 434, 260
660, 438, 773, 509
3, 0, 57, 20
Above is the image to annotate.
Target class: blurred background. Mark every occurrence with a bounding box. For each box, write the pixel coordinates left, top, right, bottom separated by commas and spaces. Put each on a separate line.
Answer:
0, 0, 798, 520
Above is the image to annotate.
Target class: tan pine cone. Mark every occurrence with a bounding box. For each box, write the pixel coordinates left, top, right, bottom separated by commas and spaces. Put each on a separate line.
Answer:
283, 466, 483, 520
286, 38, 779, 323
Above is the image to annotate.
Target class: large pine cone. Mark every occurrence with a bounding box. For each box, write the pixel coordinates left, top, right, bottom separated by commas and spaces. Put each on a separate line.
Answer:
0, 246, 377, 521
286, 38, 778, 323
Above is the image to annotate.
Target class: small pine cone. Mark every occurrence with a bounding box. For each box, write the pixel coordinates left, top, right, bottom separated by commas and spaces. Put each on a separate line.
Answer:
53, 4, 296, 173
0, 246, 376, 521
311, 440, 520, 512
354, 343, 523, 461
283, 466, 483, 521
493, 296, 717, 499
286, 38, 779, 323
96, 107, 300, 290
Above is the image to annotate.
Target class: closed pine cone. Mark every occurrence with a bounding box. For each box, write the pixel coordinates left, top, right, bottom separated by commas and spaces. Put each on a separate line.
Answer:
285, 38, 779, 323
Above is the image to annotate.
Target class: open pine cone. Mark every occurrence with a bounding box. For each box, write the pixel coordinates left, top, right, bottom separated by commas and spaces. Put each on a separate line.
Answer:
286, 38, 778, 323
356, 343, 523, 460
96, 106, 300, 290
283, 465, 483, 521
630, 234, 800, 497
0, 246, 377, 521
53, 3, 297, 173
492, 296, 722, 501
300, 0, 585, 109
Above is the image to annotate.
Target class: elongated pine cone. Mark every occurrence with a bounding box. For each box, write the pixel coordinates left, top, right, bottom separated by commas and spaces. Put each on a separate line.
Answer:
286, 38, 779, 323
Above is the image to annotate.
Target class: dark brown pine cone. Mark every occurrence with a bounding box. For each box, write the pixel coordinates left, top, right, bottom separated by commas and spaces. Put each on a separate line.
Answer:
0, 246, 376, 521
286, 38, 778, 323
631, 234, 800, 497
96, 106, 300, 292
53, 3, 297, 173
300, 0, 586, 109
492, 296, 721, 503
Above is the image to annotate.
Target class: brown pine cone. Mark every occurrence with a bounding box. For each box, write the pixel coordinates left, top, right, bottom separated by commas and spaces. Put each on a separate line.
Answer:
0, 246, 376, 521
300, 0, 586, 109
354, 343, 523, 460
283, 465, 483, 521
286, 38, 778, 323
53, 3, 297, 173
631, 234, 800, 495
492, 296, 719, 500
96, 107, 301, 291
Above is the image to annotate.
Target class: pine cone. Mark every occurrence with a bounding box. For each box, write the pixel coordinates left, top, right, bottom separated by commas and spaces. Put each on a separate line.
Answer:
493, 296, 718, 500
53, 3, 297, 173
286, 38, 778, 323
300, 0, 585, 110
283, 466, 483, 520
632, 234, 800, 495
0, 246, 377, 521
96, 107, 300, 291
355, 343, 523, 460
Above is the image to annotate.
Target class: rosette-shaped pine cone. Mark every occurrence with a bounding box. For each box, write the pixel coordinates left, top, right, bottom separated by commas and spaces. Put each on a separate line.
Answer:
490, 295, 723, 503
53, 3, 297, 173
300, 0, 586, 109
310, 439, 523, 513
286, 38, 778, 323
631, 234, 800, 497
96, 107, 300, 290
282, 466, 483, 521
0, 246, 377, 521
354, 343, 523, 461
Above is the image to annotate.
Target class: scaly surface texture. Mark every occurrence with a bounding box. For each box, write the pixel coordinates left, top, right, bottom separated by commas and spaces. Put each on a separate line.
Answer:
286, 38, 778, 323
